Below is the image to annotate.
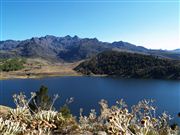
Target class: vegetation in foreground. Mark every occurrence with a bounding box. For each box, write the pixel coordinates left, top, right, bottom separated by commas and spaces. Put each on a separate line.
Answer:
75, 51, 180, 80
0, 86, 179, 135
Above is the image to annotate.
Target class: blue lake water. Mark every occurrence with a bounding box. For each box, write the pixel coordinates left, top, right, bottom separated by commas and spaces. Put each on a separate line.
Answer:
0, 76, 180, 124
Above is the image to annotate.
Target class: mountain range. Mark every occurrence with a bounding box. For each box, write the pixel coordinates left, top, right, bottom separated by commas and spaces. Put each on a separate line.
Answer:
0, 35, 180, 62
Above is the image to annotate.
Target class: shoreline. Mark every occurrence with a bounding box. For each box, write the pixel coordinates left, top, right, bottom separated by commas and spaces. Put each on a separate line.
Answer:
0, 72, 82, 80
0, 72, 108, 80
0, 72, 179, 80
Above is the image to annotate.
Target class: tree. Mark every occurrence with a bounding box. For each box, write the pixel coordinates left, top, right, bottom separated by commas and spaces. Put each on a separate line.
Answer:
29, 85, 52, 112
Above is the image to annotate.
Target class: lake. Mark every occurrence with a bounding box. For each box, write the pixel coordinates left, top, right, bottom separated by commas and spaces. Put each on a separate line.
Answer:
0, 76, 180, 124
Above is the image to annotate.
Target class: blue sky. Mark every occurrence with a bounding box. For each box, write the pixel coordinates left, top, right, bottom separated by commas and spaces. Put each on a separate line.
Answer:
0, 0, 179, 50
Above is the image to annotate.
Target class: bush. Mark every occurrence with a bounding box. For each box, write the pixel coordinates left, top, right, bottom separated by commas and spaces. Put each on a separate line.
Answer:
0, 58, 25, 72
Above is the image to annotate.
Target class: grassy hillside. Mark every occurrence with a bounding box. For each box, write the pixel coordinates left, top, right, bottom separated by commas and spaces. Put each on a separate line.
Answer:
75, 51, 180, 79
0, 58, 81, 80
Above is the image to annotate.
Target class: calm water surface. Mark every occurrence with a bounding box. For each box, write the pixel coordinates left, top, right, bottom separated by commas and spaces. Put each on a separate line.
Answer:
0, 76, 180, 124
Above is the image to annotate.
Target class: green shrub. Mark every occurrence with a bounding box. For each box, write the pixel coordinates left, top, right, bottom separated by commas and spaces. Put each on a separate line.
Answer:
0, 58, 25, 72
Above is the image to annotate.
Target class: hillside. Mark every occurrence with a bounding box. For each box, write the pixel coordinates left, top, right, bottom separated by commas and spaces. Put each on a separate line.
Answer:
74, 51, 180, 79
0, 35, 180, 62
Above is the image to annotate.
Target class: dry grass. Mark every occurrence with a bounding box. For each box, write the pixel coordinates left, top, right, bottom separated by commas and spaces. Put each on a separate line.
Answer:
0, 58, 82, 80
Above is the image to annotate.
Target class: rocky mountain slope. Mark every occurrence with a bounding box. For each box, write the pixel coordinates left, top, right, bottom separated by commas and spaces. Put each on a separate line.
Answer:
0, 35, 180, 61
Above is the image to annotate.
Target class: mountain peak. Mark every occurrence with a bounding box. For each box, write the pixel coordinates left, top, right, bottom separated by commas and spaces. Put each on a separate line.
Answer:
44, 35, 56, 38
64, 35, 72, 39
73, 35, 79, 39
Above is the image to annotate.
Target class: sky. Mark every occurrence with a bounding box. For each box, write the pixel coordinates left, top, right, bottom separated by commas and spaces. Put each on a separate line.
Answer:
0, 0, 179, 50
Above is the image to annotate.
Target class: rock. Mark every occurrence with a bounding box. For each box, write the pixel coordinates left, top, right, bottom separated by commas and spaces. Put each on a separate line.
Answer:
0, 105, 11, 117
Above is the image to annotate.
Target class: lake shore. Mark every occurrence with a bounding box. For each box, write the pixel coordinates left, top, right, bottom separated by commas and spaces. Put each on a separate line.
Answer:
0, 72, 82, 80
0, 73, 107, 80
0, 66, 81, 80
0, 59, 83, 80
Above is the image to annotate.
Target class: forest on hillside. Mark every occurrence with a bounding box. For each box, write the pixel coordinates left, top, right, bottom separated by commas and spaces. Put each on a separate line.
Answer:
75, 51, 180, 80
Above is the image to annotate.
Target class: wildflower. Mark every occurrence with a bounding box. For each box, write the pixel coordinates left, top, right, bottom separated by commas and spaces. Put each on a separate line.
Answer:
123, 108, 128, 114
152, 117, 158, 123
145, 116, 150, 120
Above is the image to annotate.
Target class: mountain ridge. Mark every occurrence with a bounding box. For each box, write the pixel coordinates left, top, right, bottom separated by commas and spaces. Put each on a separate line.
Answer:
0, 35, 180, 61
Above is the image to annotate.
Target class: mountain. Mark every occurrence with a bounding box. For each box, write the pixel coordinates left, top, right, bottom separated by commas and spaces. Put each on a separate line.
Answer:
111, 41, 148, 53
171, 49, 180, 53
74, 50, 180, 80
0, 35, 180, 61
0, 40, 20, 50
0, 35, 110, 61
